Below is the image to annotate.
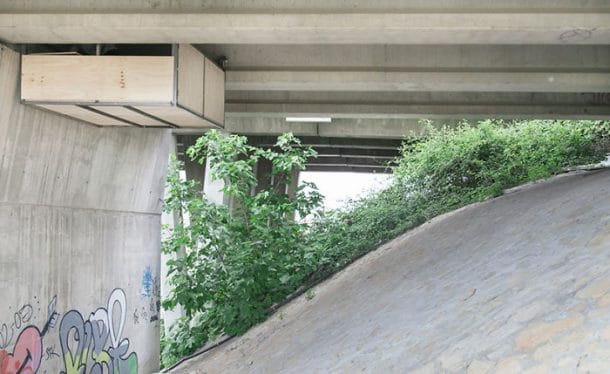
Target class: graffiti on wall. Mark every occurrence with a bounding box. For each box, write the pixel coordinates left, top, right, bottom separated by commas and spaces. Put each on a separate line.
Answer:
59, 288, 138, 374
134, 267, 160, 325
1, 288, 140, 374
139, 266, 155, 299
0, 296, 59, 374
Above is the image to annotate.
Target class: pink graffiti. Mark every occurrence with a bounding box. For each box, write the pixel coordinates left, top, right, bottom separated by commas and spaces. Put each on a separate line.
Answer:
0, 296, 58, 374
0, 327, 43, 374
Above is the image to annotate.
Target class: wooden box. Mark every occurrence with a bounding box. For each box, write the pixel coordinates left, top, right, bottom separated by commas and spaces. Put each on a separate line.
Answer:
21, 44, 225, 129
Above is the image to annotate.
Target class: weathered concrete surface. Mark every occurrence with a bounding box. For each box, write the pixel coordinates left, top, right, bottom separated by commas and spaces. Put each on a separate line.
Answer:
2, 4, 609, 122
1, 4, 609, 44
212, 44, 610, 119
213, 44, 610, 119
171, 169, 610, 373
0, 44, 170, 373
223, 118, 442, 139
226, 71, 610, 93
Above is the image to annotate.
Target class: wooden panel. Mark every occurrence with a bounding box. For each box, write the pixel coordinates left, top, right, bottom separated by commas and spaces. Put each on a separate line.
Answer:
22, 55, 174, 103
91, 106, 170, 127
37, 105, 130, 126
176, 44, 204, 116
204, 58, 225, 125
134, 106, 216, 128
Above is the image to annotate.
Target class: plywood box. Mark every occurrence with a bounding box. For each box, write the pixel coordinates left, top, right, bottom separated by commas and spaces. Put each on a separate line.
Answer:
21, 45, 225, 129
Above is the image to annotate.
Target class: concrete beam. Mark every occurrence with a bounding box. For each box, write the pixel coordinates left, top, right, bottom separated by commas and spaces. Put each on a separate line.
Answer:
226, 71, 610, 93
309, 156, 393, 167
248, 136, 403, 149
226, 91, 610, 119
3, 1, 609, 13
314, 148, 398, 159
214, 43, 610, 119
226, 103, 610, 120
305, 165, 391, 173
1, 9, 608, 44
199, 44, 610, 71
225, 117, 447, 139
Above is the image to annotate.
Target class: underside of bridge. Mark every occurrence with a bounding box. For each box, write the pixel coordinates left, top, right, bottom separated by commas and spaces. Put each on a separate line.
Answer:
0, 1, 608, 372
3, 0, 608, 170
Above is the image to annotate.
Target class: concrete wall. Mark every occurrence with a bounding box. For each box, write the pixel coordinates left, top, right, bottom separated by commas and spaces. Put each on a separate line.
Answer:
0, 44, 170, 373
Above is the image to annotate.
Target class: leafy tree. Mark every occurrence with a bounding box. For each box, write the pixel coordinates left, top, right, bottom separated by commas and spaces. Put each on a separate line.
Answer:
161, 131, 322, 366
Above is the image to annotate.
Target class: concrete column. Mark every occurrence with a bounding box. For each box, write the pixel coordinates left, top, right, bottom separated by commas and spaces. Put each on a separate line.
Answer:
255, 158, 273, 194
0, 44, 169, 373
286, 167, 300, 221
176, 135, 205, 193
254, 159, 300, 220
203, 153, 228, 205
160, 135, 184, 334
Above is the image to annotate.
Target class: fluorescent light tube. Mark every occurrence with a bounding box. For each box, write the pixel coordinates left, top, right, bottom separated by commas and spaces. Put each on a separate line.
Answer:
286, 117, 332, 123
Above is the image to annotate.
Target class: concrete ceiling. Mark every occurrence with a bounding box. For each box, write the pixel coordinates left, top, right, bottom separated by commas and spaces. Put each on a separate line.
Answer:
1, 1, 608, 128
1, 0, 609, 171
1, 1, 609, 44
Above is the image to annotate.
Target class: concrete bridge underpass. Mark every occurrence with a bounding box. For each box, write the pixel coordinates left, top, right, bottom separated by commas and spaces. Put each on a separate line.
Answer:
0, 1, 608, 372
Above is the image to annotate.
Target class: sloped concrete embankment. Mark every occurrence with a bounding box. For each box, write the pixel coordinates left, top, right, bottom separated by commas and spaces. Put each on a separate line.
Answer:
172, 169, 610, 374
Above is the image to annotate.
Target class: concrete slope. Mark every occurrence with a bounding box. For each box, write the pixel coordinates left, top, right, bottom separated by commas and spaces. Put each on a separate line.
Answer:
171, 169, 610, 374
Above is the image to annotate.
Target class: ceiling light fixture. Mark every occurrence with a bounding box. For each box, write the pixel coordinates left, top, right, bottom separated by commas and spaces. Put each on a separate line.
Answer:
286, 117, 332, 123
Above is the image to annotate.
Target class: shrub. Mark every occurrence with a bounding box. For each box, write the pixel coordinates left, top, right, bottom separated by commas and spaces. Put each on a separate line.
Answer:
394, 120, 608, 214
306, 120, 608, 284
161, 120, 608, 368
161, 131, 323, 368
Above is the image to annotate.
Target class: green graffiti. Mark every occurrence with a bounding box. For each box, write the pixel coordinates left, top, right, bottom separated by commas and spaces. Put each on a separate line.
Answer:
62, 351, 84, 374
59, 289, 139, 374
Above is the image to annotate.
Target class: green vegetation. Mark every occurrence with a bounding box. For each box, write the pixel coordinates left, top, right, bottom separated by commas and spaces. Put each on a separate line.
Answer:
161, 120, 608, 368
161, 131, 323, 367
303, 120, 607, 284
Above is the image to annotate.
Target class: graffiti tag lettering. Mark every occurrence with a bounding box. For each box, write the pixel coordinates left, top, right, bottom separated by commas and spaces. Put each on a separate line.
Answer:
0, 296, 58, 374
59, 288, 138, 374
140, 267, 154, 299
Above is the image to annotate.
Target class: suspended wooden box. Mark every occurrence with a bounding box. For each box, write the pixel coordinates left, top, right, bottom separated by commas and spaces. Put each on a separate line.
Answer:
21, 44, 225, 128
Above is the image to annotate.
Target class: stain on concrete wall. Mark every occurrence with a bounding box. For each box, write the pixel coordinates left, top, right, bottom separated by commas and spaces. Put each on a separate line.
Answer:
0, 44, 170, 373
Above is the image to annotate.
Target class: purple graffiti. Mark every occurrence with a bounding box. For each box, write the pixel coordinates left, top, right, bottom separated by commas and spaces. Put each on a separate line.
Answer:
58, 289, 138, 374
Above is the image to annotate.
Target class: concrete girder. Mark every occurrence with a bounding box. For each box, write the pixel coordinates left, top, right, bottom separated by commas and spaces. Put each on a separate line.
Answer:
304, 165, 390, 173
226, 91, 610, 106
247, 136, 403, 150
224, 117, 445, 139
225, 71, 610, 93
226, 103, 610, 120
308, 156, 393, 167
199, 44, 610, 71
225, 91, 610, 119
314, 148, 398, 159
3, 1, 610, 13
1, 12, 609, 44
212, 44, 610, 120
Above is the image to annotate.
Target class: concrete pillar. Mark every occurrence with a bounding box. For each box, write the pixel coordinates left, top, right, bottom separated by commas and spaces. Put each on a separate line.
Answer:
287, 167, 300, 199
203, 153, 227, 205
0, 44, 169, 373
255, 159, 300, 197
286, 167, 300, 221
254, 159, 300, 220
176, 135, 205, 193
160, 135, 184, 334
255, 158, 273, 194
